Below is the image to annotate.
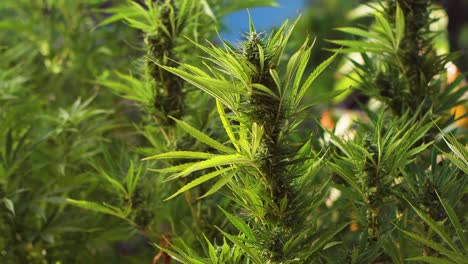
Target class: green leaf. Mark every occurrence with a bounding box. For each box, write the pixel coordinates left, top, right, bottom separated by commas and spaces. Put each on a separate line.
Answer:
250, 122, 264, 158
90, 163, 127, 196
406, 199, 461, 254
251, 83, 279, 99
96, 7, 141, 28
335, 27, 379, 40
284, 40, 305, 95
328, 39, 389, 52
66, 199, 126, 219
143, 151, 214, 160
3, 198, 14, 215
257, 43, 265, 73
275, 17, 300, 65
124, 17, 152, 31
375, 13, 395, 47
395, 2, 405, 47
126, 161, 141, 195
291, 39, 314, 98
148, 162, 197, 173
309, 223, 349, 254
444, 153, 468, 174
173, 118, 235, 154
164, 167, 233, 200
400, 230, 460, 261
216, 228, 262, 263
199, 0, 216, 21
294, 52, 338, 108
323, 241, 343, 250
218, 206, 256, 242
269, 68, 282, 95
328, 161, 365, 200
157, 65, 238, 110
437, 192, 468, 251
204, 235, 218, 263
166, 154, 250, 180
216, 100, 239, 152
406, 256, 457, 264
199, 170, 236, 199
125, 161, 134, 194
441, 133, 468, 174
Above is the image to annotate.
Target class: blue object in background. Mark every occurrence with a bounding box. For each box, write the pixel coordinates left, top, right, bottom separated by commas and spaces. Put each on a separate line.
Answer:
220, 0, 305, 43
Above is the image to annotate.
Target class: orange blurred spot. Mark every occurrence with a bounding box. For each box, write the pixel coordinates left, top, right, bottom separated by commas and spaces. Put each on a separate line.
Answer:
446, 62, 467, 128
349, 210, 359, 232
451, 105, 468, 128
321, 110, 336, 130
350, 221, 359, 232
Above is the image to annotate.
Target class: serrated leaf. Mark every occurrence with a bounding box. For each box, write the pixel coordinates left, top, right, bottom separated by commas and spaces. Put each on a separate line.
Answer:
395, 2, 405, 47
328, 161, 365, 200
218, 206, 256, 242
294, 52, 338, 108
159, 65, 238, 110
441, 133, 468, 173
216, 100, 239, 152
164, 167, 233, 200
126, 161, 141, 195
291, 39, 314, 98
199, 170, 236, 199
251, 83, 279, 99
374, 13, 394, 47
173, 118, 235, 154
125, 160, 135, 194
143, 151, 214, 160
204, 234, 218, 263
401, 230, 465, 263
309, 223, 349, 254
406, 199, 460, 253
148, 162, 197, 173
216, 228, 262, 263
437, 192, 468, 251
166, 154, 250, 180
66, 199, 126, 219
90, 163, 127, 196
96, 7, 141, 28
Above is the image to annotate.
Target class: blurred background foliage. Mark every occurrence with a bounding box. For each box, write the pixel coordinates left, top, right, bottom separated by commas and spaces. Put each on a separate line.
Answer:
0, 0, 467, 263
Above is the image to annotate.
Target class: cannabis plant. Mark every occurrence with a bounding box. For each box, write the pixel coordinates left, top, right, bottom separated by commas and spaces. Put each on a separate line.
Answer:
326, 0, 468, 262
144, 15, 349, 262
147, 1, 467, 263
1, 1, 150, 262
66, 0, 281, 262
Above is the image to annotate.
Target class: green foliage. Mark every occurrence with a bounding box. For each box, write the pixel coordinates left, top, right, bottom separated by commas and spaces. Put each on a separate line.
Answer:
147, 1, 467, 262
332, 1, 467, 119
1, 0, 467, 263
149, 16, 350, 262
